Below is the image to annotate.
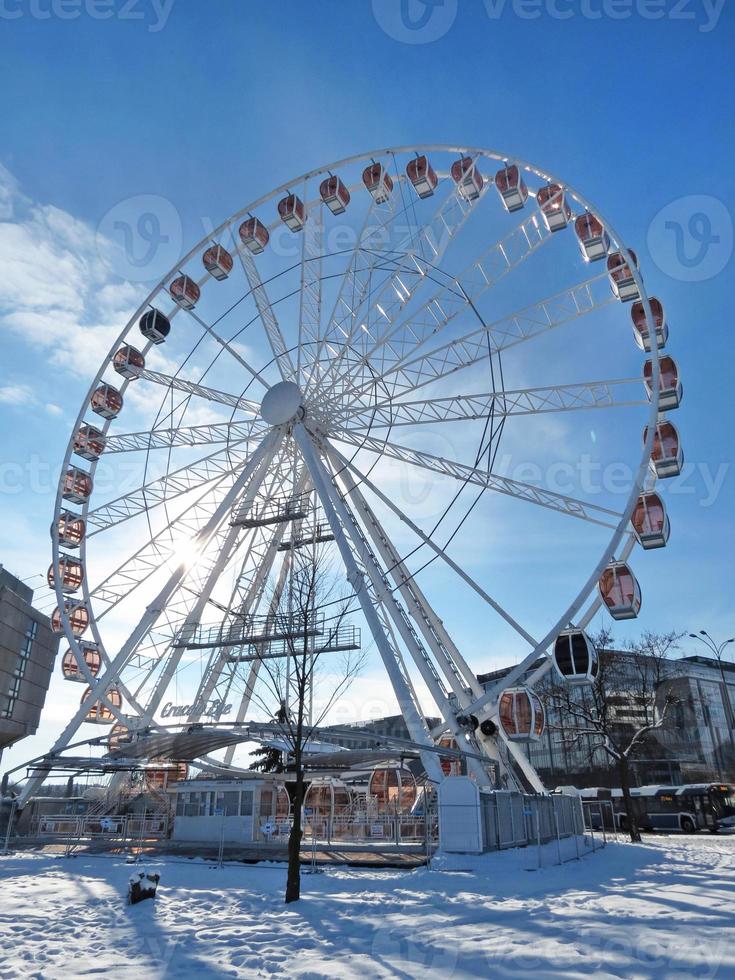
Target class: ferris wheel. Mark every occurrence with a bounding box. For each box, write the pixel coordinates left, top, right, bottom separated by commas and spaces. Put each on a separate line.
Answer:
29, 145, 682, 801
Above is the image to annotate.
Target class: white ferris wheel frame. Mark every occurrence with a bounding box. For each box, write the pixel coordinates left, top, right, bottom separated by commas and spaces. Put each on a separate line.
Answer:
30, 144, 665, 803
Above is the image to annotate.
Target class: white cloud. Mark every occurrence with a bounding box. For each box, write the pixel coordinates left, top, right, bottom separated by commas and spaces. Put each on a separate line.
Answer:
0, 384, 66, 419
0, 163, 20, 220
0, 383, 32, 405
0, 166, 143, 379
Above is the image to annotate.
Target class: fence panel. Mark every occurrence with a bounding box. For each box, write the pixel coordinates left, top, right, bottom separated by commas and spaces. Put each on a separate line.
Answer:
478, 792, 585, 852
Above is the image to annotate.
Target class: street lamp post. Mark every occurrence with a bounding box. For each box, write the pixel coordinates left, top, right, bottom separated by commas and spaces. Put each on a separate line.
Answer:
689, 631, 735, 781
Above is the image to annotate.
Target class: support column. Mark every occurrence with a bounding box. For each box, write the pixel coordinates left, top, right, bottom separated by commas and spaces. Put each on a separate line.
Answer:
293, 423, 444, 784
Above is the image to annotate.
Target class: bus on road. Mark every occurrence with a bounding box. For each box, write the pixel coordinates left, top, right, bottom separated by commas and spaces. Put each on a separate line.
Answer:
557, 783, 735, 834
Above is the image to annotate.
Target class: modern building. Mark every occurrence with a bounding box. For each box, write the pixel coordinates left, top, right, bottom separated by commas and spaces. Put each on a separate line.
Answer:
0, 566, 60, 763
320, 714, 442, 750
479, 649, 735, 788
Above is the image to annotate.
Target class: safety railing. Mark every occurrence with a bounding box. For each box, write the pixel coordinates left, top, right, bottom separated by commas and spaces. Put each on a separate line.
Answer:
302, 808, 436, 845
33, 812, 169, 841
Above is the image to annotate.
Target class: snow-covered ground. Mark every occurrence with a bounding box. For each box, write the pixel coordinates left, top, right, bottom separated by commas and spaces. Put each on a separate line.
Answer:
1, 834, 733, 978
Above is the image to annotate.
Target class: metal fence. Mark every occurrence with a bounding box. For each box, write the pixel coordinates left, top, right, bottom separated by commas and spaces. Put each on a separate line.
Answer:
302, 808, 437, 846
480, 791, 585, 851
32, 813, 169, 841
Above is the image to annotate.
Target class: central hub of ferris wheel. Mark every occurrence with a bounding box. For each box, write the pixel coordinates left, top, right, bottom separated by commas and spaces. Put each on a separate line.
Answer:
259, 380, 305, 426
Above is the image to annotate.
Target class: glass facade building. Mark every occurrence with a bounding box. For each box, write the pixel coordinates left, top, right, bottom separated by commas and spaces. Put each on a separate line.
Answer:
479, 652, 735, 788
0, 566, 60, 762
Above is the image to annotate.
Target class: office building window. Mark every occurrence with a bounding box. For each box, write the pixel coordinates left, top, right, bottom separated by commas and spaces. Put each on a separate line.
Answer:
1, 618, 37, 719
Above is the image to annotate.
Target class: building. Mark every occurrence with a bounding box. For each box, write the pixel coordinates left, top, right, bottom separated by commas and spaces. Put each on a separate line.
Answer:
0, 566, 60, 763
320, 714, 442, 750
479, 649, 735, 789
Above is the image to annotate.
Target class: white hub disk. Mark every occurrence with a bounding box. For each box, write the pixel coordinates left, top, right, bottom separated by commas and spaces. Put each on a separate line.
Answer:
260, 381, 304, 425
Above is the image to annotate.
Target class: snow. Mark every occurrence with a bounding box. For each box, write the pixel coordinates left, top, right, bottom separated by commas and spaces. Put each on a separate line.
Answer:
0, 834, 734, 978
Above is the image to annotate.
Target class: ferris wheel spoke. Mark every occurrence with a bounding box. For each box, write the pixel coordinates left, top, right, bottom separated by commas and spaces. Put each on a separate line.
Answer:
147, 449, 297, 642
131, 436, 284, 724
43, 431, 281, 763
297, 194, 323, 384
308, 163, 469, 390
231, 230, 298, 383
323, 442, 540, 649
88, 450, 296, 640
90, 474, 236, 615
85, 440, 257, 536
176, 303, 270, 389
315, 176, 493, 401
138, 525, 252, 723
341, 378, 645, 431
151, 459, 299, 720
333, 429, 622, 528
340, 273, 615, 410
133, 446, 297, 700
315, 163, 415, 352
324, 204, 552, 399
104, 418, 268, 454
124, 365, 261, 416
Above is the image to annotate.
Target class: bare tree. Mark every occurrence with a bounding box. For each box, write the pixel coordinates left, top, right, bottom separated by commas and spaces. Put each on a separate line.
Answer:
545, 629, 684, 842
246, 546, 365, 903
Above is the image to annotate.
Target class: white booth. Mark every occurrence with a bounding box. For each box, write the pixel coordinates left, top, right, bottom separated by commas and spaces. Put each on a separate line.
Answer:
172, 776, 292, 845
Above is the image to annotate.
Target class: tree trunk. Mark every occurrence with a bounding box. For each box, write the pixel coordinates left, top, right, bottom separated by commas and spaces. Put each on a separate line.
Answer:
619, 756, 642, 843
285, 762, 303, 903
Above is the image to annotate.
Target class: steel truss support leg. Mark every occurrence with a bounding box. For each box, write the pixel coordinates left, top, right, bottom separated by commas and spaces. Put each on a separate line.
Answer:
136, 432, 285, 724
326, 449, 544, 793
188, 469, 309, 728
332, 459, 484, 701
323, 451, 494, 790
16, 430, 283, 808
294, 423, 444, 784
221, 531, 300, 766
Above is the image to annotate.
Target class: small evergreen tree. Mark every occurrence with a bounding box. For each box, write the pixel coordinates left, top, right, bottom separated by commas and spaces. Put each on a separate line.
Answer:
248, 745, 285, 773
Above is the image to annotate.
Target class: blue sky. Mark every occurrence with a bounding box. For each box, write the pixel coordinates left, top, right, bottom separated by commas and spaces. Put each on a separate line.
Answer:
0, 0, 733, 769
